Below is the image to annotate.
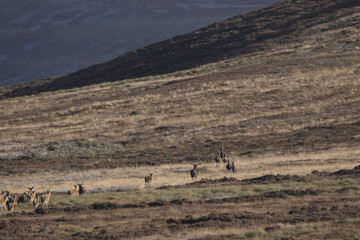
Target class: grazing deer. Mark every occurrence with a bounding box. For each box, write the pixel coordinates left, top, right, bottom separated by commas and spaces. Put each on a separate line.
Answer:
77, 184, 86, 195
67, 185, 79, 196
215, 153, 221, 167
0, 196, 8, 211
32, 196, 40, 208
222, 152, 228, 164
1, 190, 9, 198
6, 196, 17, 211
40, 190, 51, 207
231, 161, 237, 173
144, 173, 153, 186
29, 190, 36, 203
17, 193, 28, 204
190, 164, 199, 180
226, 161, 232, 172
24, 187, 35, 201
25, 186, 34, 195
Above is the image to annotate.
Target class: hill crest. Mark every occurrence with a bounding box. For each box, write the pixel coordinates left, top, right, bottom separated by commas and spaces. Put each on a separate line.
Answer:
1, 0, 359, 98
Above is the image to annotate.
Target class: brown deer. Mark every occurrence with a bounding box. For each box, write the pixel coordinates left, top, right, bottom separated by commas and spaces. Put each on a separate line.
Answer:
6, 196, 17, 211
67, 185, 79, 196
40, 190, 51, 207
231, 161, 237, 173
24, 187, 35, 201
222, 152, 228, 164
1, 190, 9, 198
220, 147, 224, 158
215, 153, 221, 167
144, 173, 153, 186
190, 164, 199, 180
32, 196, 40, 208
226, 161, 232, 172
0, 195, 8, 211
77, 184, 86, 195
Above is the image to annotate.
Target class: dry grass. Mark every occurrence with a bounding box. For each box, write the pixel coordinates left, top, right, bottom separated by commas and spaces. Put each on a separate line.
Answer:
2, 146, 359, 196
0, 2, 359, 238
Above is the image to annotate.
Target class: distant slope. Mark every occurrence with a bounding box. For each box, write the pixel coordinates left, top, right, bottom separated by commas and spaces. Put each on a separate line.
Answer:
1, 0, 359, 98
0, 0, 279, 86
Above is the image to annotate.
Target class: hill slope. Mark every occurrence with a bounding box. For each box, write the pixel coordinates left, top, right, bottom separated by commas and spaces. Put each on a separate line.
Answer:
1, 0, 359, 98
0, 0, 359, 174
0, 0, 278, 86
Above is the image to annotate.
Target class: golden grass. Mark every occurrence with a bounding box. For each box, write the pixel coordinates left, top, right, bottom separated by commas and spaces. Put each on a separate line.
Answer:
2, 146, 359, 195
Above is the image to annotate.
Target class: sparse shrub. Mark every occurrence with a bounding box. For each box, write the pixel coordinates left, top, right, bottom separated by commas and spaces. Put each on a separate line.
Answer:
47, 145, 57, 151
90, 202, 119, 210
244, 230, 266, 238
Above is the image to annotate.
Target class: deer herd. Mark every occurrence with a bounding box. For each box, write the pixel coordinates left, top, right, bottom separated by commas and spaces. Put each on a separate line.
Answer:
1, 147, 234, 213
0, 183, 86, 213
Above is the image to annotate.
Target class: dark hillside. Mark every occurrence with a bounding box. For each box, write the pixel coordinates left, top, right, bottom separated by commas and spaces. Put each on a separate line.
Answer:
2, 0, 359, 98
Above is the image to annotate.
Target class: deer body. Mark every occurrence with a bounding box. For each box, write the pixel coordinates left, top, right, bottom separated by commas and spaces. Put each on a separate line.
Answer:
215, 154, 221, 167
145, 173, 153, 185
226, 161, 232, 171
32, 197, 40, 208
41, 190, 51, 207
231, 161, 237, 173
190, 165, 198, 180
68, 185, 79, 195
77, 184, 86, 195
0, 196, 8, 211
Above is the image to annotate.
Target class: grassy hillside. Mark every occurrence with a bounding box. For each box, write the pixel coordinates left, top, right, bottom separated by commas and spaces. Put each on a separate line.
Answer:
0, 0, 359, 174
1, 0, 360, 239
1, 0, 359, 97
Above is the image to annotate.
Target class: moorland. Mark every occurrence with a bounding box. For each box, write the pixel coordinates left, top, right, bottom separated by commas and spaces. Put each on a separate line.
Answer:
0, 0, 359, 239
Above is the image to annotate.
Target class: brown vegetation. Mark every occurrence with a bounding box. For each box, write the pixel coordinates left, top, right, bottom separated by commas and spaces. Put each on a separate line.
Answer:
0, 0, 359, 238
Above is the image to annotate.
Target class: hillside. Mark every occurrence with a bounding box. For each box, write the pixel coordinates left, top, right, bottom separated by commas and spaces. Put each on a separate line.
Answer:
1, 0, 359, 98
0, 0, 360, 238
0, 0, 278, 86
0, 0, 359, 174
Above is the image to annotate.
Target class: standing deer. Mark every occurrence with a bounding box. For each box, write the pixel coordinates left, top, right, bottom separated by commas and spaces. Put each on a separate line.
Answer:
190, 164, 199, 180
40, 190, 51, 207
226, 161, 232, 171
215, 153, 221, 167
24, 187, 35, 201
231, 161, 237, 173
32, 196, 40, 208
0, 196, 8, 211
144, 173, 153, 186
67, 185, 79, 196
222, 152, 228, 164
1, 190, 9, 198
77, 184, 86, 195
6, 196, 17, 211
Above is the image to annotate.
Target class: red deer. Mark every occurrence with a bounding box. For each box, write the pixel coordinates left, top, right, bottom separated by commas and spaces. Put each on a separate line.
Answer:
231, 161, 237, 173
32, 196, 40, 208
6, 196, 17, 211
144, 173, 153, 186
215, 153, 221, 167
226, 161, 232, 171
0, 196, 8, 211
40, 190, 51, 207
67, 185, 79, 196
222, 152, 228, 164
1, 190, 9, 198
24, 187, 35, 201
77, 184, 86, 195
190, 164, 199, 180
